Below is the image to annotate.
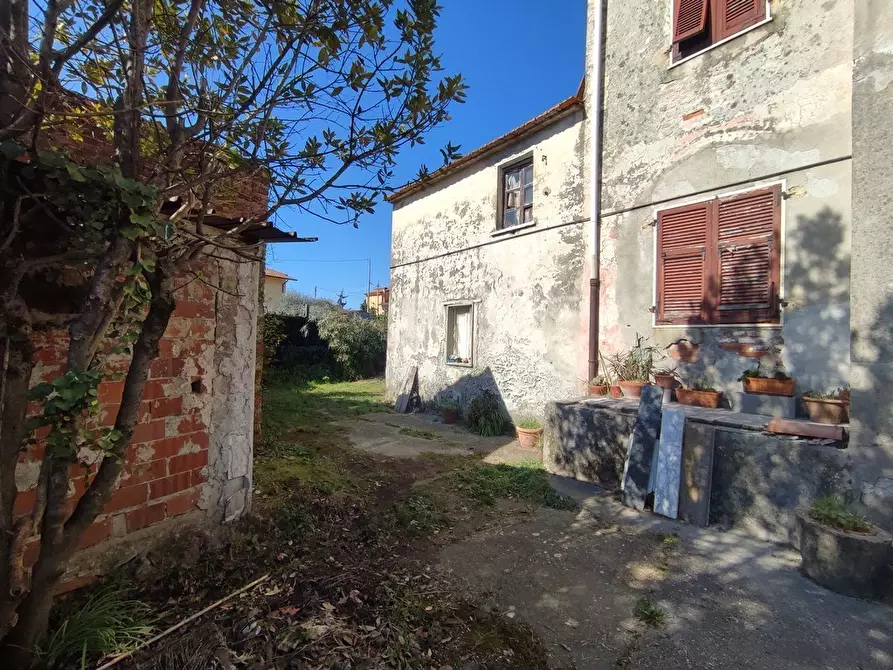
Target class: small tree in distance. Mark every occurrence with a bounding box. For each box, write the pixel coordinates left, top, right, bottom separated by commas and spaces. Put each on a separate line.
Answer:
0, 0, 466, 661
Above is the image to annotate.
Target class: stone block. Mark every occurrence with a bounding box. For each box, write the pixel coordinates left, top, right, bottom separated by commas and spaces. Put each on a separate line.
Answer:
729, 392, 795, 418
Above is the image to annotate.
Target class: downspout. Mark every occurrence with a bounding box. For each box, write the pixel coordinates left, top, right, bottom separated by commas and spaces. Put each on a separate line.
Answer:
587, 0, 606, 383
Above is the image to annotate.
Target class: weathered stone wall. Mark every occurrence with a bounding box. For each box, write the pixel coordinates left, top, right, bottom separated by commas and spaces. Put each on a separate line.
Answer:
594, 0, 853, 396
387, 112, 592, 416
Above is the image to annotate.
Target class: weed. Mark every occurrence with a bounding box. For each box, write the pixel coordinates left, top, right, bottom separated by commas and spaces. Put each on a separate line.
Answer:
397, 427, 437, 440
392, 495, 445, 536
42, 589, 154, 669
809, 496, 875, 534
449, 461, 575, 510
276, 503, 316, 535
634, 597, 666, 627
656, 533, 680, 547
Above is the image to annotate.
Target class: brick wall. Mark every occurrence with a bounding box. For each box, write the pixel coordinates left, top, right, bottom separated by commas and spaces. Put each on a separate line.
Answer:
14, 269, 225, 593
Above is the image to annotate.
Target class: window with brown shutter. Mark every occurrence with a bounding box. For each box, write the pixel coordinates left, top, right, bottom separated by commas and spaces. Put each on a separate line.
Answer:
656, 185, 781, 326
672, 0, 767, 62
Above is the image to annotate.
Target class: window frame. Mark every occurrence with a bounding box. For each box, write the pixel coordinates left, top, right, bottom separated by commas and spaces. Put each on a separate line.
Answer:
445, 302, 475, 367
669, 0, 771, 66
497, 154, 535, 231
652, 182, 784, 328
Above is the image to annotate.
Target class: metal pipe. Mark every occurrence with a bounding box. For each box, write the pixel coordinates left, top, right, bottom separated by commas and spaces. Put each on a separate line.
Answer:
587, 0, 606, 383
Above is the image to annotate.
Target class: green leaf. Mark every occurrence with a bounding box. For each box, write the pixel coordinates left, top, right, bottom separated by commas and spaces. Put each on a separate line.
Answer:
65, 163, 87, 182
27, 382, 54, 400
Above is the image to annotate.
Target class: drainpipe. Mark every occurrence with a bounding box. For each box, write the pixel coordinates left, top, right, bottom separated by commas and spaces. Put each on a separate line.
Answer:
587, 0, 606, 383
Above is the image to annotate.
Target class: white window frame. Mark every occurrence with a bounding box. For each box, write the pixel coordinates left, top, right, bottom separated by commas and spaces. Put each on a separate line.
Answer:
445, 301, 475, 367
668, 0, 772, 69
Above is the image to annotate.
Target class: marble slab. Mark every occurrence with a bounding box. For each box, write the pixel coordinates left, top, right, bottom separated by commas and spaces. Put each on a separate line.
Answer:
621, 384, 663, 511
677, 423, 716, 527
654, 407, 685, 519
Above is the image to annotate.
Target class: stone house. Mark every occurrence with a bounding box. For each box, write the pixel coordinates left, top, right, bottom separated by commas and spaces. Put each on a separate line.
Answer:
386, 0, 893, 524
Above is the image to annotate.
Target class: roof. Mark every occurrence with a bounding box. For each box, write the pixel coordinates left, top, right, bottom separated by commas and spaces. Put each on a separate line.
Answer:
386, 83, 585, 204
264, 268, 295, 280
367, 287, 390, 296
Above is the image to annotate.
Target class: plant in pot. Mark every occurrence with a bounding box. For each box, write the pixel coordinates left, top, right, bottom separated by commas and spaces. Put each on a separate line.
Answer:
515, 417, 544, 450
738, 361, 795, 397
675, 377, 723, 408
802, 388, 849, 424
440, 399, 460, 424
654, 366, 679, 391
797, 496, 892, 600
609, 335, 660, 399
589, 375, 611, 396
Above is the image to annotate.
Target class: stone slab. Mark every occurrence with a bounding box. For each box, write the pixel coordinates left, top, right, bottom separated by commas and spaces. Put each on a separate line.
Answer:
678, 423, 716, 527
654, 408, 685, 519
729, 392, 796, 418
621, 384, 663, 511
766, 418, 845, 441
394, 366, 418, 413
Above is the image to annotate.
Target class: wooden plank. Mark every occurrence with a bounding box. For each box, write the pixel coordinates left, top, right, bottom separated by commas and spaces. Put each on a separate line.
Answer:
766, 418, 844, 441
677, 422, 716, 527
654, 407, 685, 519
621, 385, 663, 511
393, 366, 418, 414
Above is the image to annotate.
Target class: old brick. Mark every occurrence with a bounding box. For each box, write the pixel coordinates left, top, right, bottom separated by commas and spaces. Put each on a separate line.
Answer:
24, 539, 40, 567
104, 483, 148, 513
97, 380, 125, 403
169, 450, 208, 474
174, 300, 214, 319
150, 471, 192, 499
177, 413, 206, 434
78, 517, 112, 549
166, 488, 200, 517
148, 436, 187, 459
125, 459, 167, 485
158, 338, 174, 358
132, 419, 166, 443
151, 397, 183, 418
54, 573, 99, 596
101, 404, 121, 426
149, 357, 186, 379
13, 488, 36, 517
184, 431, 210, 450
191, 467, 207, 485
125, 502, 166, 532
142, 379, 169, 400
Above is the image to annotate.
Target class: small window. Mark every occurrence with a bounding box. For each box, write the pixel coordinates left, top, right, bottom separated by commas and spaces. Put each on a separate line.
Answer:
500, 159, 533, 229
446, 304, 474, 365
672, 0, 766, 62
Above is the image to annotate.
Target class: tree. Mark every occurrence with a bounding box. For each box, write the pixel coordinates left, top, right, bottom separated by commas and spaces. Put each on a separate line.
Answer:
0, 0, 465, 662
271, 290, 338, 321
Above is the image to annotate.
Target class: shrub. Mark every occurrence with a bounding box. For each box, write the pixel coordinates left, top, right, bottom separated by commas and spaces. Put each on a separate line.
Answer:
317, 311, 387, 380
466, 391, 508, 437
809, 496, 875, 534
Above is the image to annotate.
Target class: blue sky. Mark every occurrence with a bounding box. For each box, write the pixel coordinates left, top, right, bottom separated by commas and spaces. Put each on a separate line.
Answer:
265, 0, 587, 308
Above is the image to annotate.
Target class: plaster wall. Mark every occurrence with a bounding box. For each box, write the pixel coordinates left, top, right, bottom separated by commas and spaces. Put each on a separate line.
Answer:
594, 0, 854, 396
387, 112, 591, 416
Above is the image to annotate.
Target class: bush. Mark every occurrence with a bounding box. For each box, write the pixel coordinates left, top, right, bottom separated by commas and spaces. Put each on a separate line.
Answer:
809, 496, 875, 534
466, 391, 508, 437
316, 311, 387, 380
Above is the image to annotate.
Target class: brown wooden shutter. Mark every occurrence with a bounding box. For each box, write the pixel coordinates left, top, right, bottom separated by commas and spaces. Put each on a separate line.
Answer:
657, 202, 711, 325
715, 0, 766, 40
673, 0, 710, 42
715, 186, 780, 323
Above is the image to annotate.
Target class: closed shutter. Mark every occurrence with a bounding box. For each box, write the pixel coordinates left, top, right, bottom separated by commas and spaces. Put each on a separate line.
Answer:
673, 0, 710, 42
657, 202, 711, 325
716, 0, 765, 40
715, 186, 780, 323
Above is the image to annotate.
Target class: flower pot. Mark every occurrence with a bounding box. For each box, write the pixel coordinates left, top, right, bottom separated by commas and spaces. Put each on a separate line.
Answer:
803, 397, 848, 424
618, 381, 647, 399
589, 384, 610, 396
516, 426, 543, 450
796, 510, 893, 600
654, 374, 678, 390
742, 377, 795, 397
609, 385, 623, 398
441, 407, 459, 424
676, 388, 723, 409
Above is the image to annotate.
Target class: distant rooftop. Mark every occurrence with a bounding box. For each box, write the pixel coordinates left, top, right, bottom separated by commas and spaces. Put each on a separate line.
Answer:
264, 268, 295, 280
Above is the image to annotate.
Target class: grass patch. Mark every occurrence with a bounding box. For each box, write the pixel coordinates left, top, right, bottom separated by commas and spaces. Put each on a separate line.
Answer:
516, 417, 542, 430
809, 495, 875, 534
633, 597, 666, 627
449, 460, 575, 510
391, 494, 446, 536
397, 427, 437, 440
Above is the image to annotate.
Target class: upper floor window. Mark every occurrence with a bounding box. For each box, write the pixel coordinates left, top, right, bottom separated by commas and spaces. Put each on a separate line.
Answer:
500, 159, 533, 229
655, 185, 781, 325
672, 0, 767, 62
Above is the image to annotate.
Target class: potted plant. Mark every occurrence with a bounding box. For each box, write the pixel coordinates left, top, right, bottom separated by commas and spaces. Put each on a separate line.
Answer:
515, 417, 544, 450
589, 375, 611, 396
739, 362, 795, 397
654, 366, 679, 391
609, 335, 660, 399
440, 399, 460, 424
797, 496, 892, 600
802, 388, 849, 424
676, 377, 723, 409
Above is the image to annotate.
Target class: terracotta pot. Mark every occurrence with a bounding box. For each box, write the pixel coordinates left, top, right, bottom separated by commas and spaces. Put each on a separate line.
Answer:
676, 388, 723, 409
516, 426, 543, 450
654, 374, 678, 390
589, 384, 610, 396
742, 377, 795, 397
441, 407, 459, 424
803, 397, 849, 424
609, 385, 623, 398
618, 381, 647, 399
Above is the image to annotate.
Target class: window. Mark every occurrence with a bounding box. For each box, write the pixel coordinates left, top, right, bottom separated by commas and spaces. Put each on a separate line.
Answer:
672, 0, 766, 61
446, 304, 474, 365
656, 185, 781, 325
499, 159, 534, 229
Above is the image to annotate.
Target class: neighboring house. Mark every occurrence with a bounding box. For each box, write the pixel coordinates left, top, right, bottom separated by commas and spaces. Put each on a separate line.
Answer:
366, 287, 391, 315
387, 0, 893, 520
264, 268, 295, 312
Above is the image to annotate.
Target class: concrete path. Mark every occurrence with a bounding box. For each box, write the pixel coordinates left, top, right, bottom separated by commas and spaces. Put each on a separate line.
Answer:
440, 477, 893, 669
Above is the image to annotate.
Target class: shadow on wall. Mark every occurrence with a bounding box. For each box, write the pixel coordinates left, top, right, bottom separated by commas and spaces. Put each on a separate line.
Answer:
428, 366, 511, 423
